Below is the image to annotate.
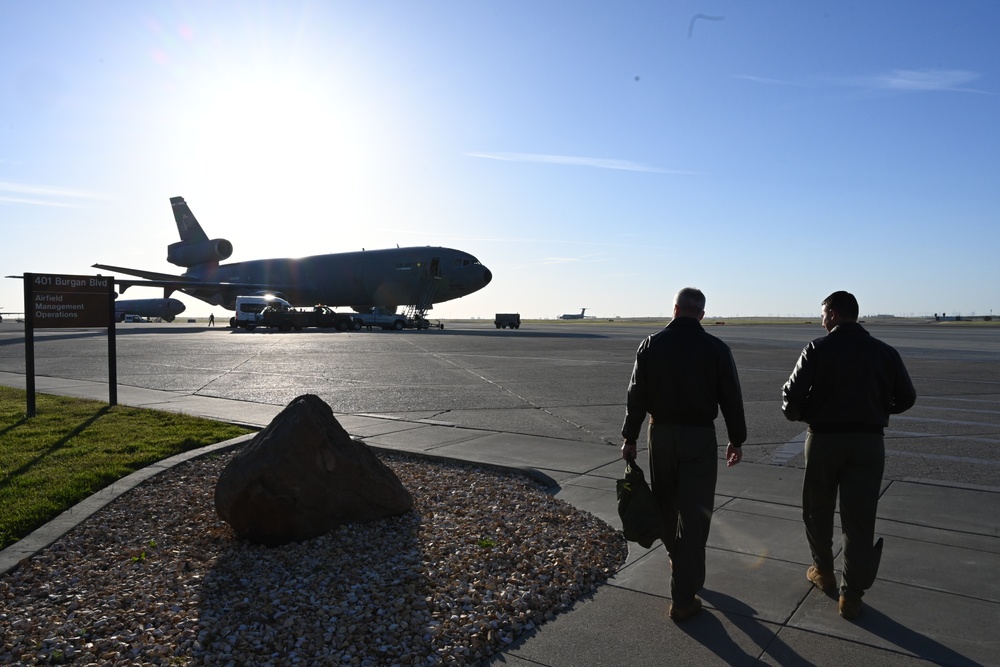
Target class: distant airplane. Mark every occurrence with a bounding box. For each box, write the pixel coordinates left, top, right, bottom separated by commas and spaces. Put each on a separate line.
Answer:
560, 308, 587, 320
115, 297, 186, 322
0, 308, 24, 323
94, 196, 492, 315
1, 300, 183, 323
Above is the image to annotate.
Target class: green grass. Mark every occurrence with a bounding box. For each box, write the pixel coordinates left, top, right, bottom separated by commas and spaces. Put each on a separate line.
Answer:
0, 386, 253, 551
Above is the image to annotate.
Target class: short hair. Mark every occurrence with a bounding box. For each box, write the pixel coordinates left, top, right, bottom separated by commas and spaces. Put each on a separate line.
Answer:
675, 287, 706, 317
822, 291, 859, 321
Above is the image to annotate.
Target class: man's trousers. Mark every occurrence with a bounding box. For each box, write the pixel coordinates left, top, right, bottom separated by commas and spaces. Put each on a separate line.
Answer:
647, 423, 718, 604
803, 431, 885, 597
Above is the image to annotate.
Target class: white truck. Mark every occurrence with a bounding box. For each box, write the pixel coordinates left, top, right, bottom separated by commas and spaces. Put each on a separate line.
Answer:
230, 295, 293, 330
350, 307, 414, 331
351, 308, 444, 330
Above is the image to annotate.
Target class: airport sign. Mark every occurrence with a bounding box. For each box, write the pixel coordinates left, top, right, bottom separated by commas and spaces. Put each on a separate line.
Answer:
28, 272, 113, 328
22, 272, 117, 415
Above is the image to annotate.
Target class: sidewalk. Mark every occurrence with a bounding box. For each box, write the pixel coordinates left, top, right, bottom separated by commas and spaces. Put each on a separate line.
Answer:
2, 371, 997, 666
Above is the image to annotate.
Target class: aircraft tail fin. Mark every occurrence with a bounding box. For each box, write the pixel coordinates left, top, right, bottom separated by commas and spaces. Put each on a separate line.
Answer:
166, 196, 233, 268
170, 196, 210, 243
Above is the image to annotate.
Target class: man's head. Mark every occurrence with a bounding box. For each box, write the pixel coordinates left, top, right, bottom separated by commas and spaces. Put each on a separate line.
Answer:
673, 287, 706, 320
821, 290, 859, 332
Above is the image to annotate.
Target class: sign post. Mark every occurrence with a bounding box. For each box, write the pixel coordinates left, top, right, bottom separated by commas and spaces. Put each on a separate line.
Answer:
23, 273, 116, 417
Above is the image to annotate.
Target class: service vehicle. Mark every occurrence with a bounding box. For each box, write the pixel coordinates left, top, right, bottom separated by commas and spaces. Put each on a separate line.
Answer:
351, 307, 417, 331
260, 304, 356, 332
494, 313, 521, 329
230, 295, 291, 330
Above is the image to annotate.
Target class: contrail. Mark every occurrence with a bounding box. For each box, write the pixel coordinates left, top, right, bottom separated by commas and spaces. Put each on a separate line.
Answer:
688, 14, 725, 39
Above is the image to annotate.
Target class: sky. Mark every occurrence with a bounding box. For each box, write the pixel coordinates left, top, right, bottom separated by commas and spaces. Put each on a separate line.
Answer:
2, 1, 998, 320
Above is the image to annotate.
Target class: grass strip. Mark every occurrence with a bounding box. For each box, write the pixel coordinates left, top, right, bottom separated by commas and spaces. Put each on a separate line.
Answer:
0, 386, 253, 550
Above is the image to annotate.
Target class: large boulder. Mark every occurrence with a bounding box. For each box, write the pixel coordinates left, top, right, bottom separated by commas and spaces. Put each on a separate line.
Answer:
215, 394, 413, 546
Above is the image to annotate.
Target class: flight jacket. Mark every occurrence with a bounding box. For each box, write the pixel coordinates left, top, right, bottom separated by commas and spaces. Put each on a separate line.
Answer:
621, 317, 747, 446
782, 321, 916, 433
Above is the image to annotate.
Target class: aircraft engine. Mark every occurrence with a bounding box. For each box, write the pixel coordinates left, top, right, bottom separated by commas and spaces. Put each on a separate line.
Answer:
167, 238, 234, 267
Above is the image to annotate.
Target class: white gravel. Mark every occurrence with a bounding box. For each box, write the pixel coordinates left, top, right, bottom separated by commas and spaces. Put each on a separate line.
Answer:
0, 450, 627, 665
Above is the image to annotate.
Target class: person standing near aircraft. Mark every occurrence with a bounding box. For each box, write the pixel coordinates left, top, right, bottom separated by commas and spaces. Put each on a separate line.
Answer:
782, 291, 916, 620
208, 313, 215, 326
621, 287, 746, 622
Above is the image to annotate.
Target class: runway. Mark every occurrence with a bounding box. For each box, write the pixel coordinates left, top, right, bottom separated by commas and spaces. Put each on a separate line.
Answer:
3, 318, 1000, 666
2, 319, 999, 489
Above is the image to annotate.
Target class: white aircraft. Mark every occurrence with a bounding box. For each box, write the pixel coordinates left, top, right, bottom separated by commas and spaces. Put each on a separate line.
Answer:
94, 197, 492, 316
560, 308, 587, 320
2, 300, 183, 323
114, 298, 186, 322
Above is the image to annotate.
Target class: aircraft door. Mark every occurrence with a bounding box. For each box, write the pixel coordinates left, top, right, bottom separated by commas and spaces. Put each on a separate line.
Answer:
430, 258, 440, 279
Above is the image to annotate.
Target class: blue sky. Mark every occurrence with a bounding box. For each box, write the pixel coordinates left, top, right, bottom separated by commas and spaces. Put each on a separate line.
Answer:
2, 1, 998, 319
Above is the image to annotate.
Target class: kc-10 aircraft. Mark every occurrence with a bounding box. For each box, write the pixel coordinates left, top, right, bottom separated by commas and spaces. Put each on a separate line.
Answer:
94, 197, 492, 314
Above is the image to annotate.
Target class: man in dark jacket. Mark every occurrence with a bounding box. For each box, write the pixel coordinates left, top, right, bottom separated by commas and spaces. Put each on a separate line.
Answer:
622, 287, 746, 622
782, 291, 916, 620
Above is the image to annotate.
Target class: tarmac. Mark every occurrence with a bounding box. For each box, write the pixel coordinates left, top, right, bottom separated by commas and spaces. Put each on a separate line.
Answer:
1, 369, 997, 667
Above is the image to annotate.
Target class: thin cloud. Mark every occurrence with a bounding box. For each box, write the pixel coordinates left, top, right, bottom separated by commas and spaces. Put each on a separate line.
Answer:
509, 254, 614, 271
0, 181, 109, 207
370, 228, 676, 251
737, 68, 992, 95
466, 152, 697, 174
539, 253, 611, 266
0, 195, 83, 207
859, 69, 991, 94
732, 74, 813, 88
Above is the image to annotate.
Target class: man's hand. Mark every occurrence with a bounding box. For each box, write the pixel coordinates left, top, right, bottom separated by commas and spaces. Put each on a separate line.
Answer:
622, 439, 637, 461
726, 443, 742, 467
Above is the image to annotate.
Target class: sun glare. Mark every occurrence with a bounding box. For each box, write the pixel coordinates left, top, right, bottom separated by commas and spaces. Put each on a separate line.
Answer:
177, 68, 402, 254
195, 78, 342, 180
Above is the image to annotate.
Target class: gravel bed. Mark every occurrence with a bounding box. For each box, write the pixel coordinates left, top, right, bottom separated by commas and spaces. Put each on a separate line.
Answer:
0, 450, 627, 665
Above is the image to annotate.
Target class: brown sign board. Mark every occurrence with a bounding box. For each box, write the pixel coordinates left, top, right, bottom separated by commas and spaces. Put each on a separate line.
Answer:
28, 273, 113, 329
22, 272, 118, 415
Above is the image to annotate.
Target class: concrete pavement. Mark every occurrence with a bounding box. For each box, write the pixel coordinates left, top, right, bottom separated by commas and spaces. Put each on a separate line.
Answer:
2, 370, 997, 666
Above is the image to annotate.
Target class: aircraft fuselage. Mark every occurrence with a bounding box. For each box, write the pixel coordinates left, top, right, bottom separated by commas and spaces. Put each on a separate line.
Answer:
183, 246, 491, 311
94, 197, 493, 314
114, 297, 186, 322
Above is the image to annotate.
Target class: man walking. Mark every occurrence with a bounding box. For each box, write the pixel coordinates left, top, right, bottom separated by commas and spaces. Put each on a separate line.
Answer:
782, 291, 916, 619
621, 287, 746, 622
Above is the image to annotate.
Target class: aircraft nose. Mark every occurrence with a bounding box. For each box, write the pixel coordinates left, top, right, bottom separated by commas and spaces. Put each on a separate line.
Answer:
483, 268, 492, 285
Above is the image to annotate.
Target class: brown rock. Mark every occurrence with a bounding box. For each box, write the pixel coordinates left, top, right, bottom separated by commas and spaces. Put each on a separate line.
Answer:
214, 394, 413, 545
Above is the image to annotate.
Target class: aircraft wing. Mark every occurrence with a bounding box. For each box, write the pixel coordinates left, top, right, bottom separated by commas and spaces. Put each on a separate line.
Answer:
92, 263, 201, 283
92, 263, 290, 304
